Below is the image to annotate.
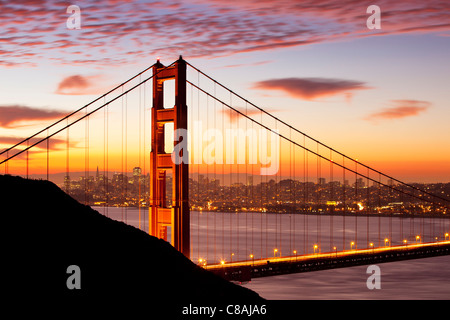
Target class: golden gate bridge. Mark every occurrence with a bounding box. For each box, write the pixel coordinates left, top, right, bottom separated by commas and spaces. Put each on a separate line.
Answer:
1, 57, 449, 281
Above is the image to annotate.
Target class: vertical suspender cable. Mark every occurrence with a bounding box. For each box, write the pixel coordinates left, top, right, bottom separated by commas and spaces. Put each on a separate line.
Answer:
245, 101, 248, 259
125, 93, 128, 224
330, 150, 333, 251
26, 139, 29, 179
138, 77, 141, 230
379, 173, 382, 247
229, 93, 233, 260
121, 88, 124, 221
355, 161, 358, 249
214, 83, 217, 262
66, 118, 70, 195
106, 102, 109, 217
275, 121, 278, 255
144, 81, 147, 232
188, 80, 193, 258
264, 111, 267, 258
103, 97, 108, 217
290, 128, 293, 256
197, 73, 200, 262
85, 109, 89, 206
46, 130, 49, 181
342, 156, 346, 250
316, 142, 320, 250
206, 94, 209, 263
222, 101, 225, 261
304, 135, 308, 254
367, 168, 370, 247
235, 95, 239, 260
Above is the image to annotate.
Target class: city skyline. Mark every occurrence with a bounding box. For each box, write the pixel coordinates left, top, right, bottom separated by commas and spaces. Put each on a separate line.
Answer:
59, 166, 450, 216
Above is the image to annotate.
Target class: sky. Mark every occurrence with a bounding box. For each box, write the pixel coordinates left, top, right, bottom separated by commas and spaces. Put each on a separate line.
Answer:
1, 0, 450, 183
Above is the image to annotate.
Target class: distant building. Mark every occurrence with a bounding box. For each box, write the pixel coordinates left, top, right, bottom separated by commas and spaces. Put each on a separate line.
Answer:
355, 178, 365, 188
64, 175, 70, 192
133, 167, 142, 177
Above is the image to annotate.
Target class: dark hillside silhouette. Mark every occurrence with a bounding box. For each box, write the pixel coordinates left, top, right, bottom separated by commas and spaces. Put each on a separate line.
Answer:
1, 175, 262, 310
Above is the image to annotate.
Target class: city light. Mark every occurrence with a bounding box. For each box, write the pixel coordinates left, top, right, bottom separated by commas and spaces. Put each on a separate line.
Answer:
357, 202, 364, 211
313, 244, 319, 254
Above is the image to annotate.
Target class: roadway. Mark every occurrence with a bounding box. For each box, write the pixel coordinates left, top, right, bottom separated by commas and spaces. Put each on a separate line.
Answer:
205, 240, 450, 281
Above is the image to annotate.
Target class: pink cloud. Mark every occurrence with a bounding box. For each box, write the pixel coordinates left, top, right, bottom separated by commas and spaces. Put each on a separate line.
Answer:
223, 60, 273, 68
365, 100, 431, 122
219, 107, 279, 122
0, 1, 448, 67
253, 77, 370, 100
55, 74, 106, 95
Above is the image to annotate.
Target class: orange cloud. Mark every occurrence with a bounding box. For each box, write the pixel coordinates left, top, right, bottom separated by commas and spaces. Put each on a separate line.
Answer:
253, 77, 370, 100
0, 105, 66, 128
55, 75, 105, 95
365, 100, 431, 121
0, 136, 75, 151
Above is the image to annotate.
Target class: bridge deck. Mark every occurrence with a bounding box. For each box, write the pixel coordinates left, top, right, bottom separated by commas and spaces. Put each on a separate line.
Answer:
206, 241, 450, 282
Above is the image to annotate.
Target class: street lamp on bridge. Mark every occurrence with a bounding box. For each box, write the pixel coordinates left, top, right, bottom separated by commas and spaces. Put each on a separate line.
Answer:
198, 258, 207, 266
